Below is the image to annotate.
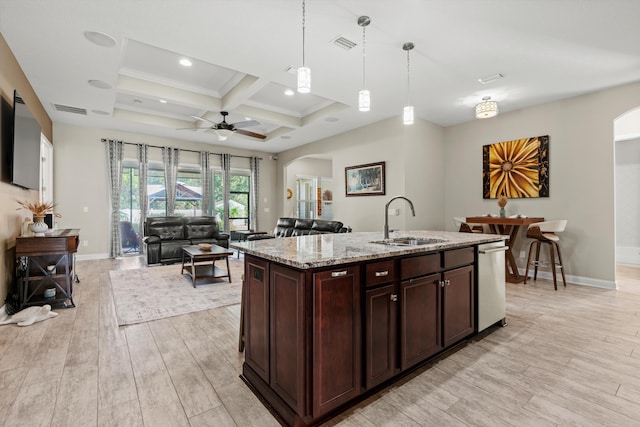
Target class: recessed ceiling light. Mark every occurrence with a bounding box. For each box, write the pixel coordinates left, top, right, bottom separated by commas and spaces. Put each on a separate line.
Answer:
325, 117, 339, 122
133, 99, 142, 104
88, 79, 111, 89
179, 58, 193, 67
83, 31, 116, 47
91, 109, 110, 115
159, 99, 167, 104
284, 89, 295, 96
245, 116, 252, 121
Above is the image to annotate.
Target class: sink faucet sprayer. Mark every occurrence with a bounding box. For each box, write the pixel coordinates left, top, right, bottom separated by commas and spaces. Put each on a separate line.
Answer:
384, 196, 416, 240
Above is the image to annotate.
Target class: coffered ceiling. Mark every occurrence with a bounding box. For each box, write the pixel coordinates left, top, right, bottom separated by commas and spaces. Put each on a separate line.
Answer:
1, 0, 639, 153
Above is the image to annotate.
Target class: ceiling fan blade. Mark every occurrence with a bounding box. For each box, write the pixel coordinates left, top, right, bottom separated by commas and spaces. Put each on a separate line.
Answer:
235, 129, 267, 140
232, 120, 260, 129
176, 126, 209, 131
191, 115, 217, 124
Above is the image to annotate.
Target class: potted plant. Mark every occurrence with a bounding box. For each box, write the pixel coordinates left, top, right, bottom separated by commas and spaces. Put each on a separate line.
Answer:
17, 200, 61, 234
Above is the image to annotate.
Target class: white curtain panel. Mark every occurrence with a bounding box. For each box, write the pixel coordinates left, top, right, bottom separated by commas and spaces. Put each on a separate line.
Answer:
222, 153, 231, 233
250, 156, 259, 231
106, 139, 124, 258
200, 151, 211, 216
137, 144, 149, 254
162, 147, 180, 215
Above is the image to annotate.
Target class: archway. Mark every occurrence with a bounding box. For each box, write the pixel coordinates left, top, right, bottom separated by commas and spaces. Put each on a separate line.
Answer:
614, 107, 640, 291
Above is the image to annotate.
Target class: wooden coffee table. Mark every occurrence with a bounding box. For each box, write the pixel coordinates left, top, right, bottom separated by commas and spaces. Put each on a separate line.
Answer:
181, 244, 234, 287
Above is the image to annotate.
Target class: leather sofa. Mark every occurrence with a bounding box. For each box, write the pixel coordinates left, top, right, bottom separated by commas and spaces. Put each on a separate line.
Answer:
143, 216, 229, 264
248, 217, 350, 241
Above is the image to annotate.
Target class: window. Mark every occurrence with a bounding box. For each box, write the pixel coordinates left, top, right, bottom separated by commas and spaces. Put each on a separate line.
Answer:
120, 163, 140, 254
213, 169, 251, 232
296, 176, 316, 219
147, 165, 166, 216
175, 167, 203, 217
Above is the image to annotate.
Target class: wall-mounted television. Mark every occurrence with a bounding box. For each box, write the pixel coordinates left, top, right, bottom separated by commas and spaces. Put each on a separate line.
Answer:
10, 90, 41, 190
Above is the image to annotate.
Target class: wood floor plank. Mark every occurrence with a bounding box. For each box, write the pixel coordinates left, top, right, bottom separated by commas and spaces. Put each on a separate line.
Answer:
135, 371, 190, 427
148, 318, 222, 418
4, 258, 640, 426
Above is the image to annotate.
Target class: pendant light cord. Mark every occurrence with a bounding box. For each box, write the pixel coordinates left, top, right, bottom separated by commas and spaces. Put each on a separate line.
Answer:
362, 25, 366, 89
302, 0, 306, 67
406, 49, 411, 105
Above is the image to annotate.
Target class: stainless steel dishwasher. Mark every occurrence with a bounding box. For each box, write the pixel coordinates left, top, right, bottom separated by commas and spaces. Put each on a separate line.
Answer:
477, 240, 508, 332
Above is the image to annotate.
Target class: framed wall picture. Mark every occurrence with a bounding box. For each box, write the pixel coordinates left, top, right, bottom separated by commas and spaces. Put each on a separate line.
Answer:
345, 161, 386, 196
482, 135, 549, 199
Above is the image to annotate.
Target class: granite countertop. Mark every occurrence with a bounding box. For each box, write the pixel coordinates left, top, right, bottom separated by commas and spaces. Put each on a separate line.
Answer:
231, 230, 505, 269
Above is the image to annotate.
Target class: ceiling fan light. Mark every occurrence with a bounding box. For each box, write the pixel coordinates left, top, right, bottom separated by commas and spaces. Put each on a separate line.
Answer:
215, 129, 234, 141
475, 98, 499, 119
403, 105, 414, 125
297, 66, 311, 93
358, 89, 370, 112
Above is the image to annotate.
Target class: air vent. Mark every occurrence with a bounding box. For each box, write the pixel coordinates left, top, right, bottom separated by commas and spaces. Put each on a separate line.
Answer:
332, 36, 357, 50
53, 104, 87, 115
477, 73, 504, 85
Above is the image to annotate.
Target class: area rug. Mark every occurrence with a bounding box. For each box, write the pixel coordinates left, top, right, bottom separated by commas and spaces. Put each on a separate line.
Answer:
108, 258, 243, 326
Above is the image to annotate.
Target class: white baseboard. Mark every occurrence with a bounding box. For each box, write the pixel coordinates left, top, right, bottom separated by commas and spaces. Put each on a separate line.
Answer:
517, 268, 616, 289
76, 252, 110, 261
616, 246, 640, 266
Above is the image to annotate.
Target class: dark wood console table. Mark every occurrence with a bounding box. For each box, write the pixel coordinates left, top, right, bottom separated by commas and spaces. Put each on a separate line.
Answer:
15, 229, 80, 309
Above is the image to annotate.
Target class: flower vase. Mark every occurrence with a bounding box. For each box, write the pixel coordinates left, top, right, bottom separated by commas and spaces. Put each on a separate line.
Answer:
31, 216, 49, 235
499, 207, 506, 218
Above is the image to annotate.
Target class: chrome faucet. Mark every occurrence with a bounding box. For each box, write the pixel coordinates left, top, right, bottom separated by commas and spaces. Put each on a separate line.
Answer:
384, 196, 416, 240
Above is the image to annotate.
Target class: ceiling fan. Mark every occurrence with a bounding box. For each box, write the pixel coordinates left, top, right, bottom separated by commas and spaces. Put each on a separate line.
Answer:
185, 111, 267, 141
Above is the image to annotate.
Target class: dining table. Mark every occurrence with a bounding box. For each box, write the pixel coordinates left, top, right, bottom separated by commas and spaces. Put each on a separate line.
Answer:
466, 216, 544, 283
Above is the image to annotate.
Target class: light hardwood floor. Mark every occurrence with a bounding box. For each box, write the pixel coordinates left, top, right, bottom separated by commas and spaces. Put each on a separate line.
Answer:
1, 257, 639, 426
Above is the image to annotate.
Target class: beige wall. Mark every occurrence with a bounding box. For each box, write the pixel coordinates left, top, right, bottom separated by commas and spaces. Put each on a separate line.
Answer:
444, 82, 640, 287
53, 123, 277, 259
279, 82, 640, 288
277, 116, 446, 233
284, 157, 332, 218
0, 34, 53, 300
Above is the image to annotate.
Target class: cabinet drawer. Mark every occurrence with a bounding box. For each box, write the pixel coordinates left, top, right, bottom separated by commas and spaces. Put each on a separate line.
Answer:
443, 247, 474, 269
400, 253, 440, 280
366, 260, 395, 287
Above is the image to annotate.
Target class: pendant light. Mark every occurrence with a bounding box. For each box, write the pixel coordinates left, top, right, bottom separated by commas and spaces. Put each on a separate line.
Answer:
297, 0, 311, 93
402, 42, 414, 125
357, 16, 371, 112
475, 96, 499, 119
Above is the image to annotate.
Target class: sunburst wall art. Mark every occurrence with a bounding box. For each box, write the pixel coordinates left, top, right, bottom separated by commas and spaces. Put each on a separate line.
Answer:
482, 135, 549, 199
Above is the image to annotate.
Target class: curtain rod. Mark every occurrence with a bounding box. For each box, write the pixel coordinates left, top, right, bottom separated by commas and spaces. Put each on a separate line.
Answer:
100, 138, 262, 160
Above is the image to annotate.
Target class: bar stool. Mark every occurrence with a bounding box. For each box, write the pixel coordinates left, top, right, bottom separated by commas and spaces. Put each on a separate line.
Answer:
524, 220, 568, 290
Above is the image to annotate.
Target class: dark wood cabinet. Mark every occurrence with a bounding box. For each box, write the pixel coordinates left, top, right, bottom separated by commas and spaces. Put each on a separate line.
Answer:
15, 229, 80, 309
244, 256, 269, 382
242, 245, 475, 427
400, 273, 441, 370
269, 263, 305, 413
365, 284, 397, 387
312, 267, 361, 416
443, 265, 475, 347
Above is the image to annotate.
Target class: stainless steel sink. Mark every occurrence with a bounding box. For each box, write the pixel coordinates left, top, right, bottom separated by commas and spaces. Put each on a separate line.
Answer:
370, 237, 449, 246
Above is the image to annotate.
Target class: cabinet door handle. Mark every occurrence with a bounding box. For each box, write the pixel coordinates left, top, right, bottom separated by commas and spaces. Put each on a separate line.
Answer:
331, 270, 347, 277
375, 270, 389, 277
390, 294, 398, 302
439, 280, 445, 288
445, 280, 451, 286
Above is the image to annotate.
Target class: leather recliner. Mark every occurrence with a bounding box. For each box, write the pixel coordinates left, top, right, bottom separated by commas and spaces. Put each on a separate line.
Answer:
143, 216, 230, 264
249, 217, 350, 241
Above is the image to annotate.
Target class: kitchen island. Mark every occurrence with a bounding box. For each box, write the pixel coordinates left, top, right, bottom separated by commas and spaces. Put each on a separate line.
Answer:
232, 230, 505, 427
